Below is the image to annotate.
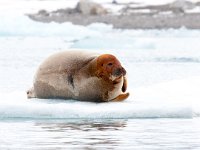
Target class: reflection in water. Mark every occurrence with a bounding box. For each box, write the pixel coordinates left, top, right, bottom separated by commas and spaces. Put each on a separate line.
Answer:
34, 119, 127, 149
1, 119, 200, 150
35, 119, 127, 131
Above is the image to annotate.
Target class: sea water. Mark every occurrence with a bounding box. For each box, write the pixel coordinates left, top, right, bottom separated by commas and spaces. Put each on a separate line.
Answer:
1, 119, 200, 149
1, 0, 200, 149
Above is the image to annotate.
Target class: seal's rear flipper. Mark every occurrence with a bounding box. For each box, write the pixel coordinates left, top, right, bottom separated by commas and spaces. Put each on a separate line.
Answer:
111, 92, 129, 102
26, 87, 36, 99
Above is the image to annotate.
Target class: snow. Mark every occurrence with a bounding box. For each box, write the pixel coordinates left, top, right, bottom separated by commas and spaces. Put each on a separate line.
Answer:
186, 6, 200, 13
1, 0, 200, 16
0, 0, 77, 15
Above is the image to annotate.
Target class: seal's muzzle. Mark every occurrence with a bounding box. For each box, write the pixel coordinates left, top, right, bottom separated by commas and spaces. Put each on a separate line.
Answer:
112, 67, 126, 77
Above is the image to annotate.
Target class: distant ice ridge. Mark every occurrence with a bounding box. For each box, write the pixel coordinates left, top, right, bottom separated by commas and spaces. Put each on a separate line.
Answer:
1, 16, 200, 38
0, 76, 200, 119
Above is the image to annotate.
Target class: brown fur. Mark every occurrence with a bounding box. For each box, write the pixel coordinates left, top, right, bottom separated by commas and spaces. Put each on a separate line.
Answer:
27, 51, 129, 102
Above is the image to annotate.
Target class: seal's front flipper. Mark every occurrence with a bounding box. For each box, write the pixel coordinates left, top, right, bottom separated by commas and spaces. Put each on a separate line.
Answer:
122, 76, 127, 92
26, 87, 36, 99
111, 92, 129, 102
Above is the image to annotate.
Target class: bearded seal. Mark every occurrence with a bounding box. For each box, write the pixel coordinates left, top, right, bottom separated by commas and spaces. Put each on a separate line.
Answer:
27, 51, 129, 102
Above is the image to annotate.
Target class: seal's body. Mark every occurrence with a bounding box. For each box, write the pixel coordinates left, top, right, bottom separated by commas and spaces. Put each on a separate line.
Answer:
27, 51, 129, 102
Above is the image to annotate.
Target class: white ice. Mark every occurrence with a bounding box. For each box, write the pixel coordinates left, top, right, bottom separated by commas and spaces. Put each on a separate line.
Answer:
1, 76, 200, 119
0, 0, 200, 119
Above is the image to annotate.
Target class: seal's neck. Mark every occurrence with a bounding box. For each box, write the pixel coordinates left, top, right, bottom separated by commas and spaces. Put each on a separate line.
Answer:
87, 58, 98, 77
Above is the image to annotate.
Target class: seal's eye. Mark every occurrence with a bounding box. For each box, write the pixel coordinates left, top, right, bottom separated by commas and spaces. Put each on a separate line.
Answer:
107, 63, 113, 66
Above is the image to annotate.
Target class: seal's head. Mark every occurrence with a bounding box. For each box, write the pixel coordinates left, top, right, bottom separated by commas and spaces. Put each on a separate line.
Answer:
96, 54, 126, 81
